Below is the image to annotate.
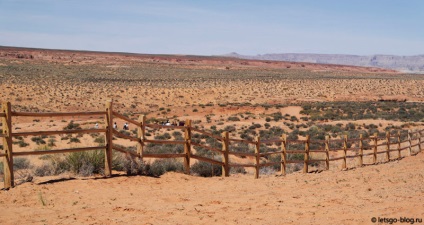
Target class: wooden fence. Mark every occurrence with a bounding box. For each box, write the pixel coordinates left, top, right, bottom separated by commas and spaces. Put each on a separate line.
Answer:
1, 101, 423, 188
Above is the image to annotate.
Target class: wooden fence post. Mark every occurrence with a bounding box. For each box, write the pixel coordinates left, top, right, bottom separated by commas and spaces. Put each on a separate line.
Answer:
397, 131, 401, 159
342, 135, 347, 170
385, 131, 390, 161
2, 102, 14, 188
325, 135, 330, 170
104, 100, 113, 177
408, 130, 412, 156
358, 134, 363, 167
221, 131, 229, 177
303, 135, 310, 173
254, 136, 260, 179
137, 115, 146, 158
281, 134, 287, 175
418, 130, 423, 153
373, 132, 378, 164
184, 119, 192, 175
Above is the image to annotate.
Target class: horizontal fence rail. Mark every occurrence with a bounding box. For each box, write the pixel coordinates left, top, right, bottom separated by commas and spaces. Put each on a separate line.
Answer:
13, 146, 106, 156
1, 100, 423, 189
12, 128, 107, 137
12, 111, 106, 117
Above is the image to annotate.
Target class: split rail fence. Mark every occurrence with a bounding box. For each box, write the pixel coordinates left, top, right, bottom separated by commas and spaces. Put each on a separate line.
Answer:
1, 101, 423, 189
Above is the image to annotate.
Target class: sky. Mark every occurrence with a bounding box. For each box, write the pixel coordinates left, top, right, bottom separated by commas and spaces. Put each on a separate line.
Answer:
0, 0, 423, 56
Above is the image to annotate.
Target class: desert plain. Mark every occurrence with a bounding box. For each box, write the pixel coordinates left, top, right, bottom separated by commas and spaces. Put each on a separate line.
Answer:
0, 46, 424, 224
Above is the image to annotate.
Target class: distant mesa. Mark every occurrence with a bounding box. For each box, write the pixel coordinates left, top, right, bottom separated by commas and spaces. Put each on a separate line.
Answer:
223, 52, 424, 73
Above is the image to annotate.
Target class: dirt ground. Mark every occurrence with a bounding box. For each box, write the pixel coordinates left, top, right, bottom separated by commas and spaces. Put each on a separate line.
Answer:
0, 152, 423, 224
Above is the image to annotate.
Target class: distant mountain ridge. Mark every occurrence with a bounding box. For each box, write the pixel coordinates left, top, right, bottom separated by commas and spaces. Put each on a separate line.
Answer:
224, 53, 424, 73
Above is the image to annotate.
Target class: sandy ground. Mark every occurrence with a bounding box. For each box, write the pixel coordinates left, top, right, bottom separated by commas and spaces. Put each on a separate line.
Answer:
0, 152, 423, 225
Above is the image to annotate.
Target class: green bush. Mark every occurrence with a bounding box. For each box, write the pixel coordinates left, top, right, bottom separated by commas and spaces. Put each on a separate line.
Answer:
69, 137, 81, 143
155, 133, 172, 140
47, 138, 56, 147
191, 161, 222, 177
230, 167, 246, 174
149, 159, 184, 177
63, 120, 81, 130
172, 131, 183, 140
34, 163, 54, 177
13, 157, 31, 170
65, 150, 104, 176
36, 155, 69, 176
94, 135, 105, 145
14, 139, 29, 147
227, 116, 240, 121
112, 154, 149, 175
31, 136, 46, 145
145, 143, 184, 154
268, 154, 281, 171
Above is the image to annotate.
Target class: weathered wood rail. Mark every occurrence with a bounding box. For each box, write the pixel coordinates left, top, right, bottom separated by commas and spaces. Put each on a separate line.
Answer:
1, 101, 423, 188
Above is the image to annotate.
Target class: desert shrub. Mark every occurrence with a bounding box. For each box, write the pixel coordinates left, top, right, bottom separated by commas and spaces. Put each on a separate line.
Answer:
63, 120, 81, 130
345, 122, 356, 131
112, 154, 149, 175
119, 129, 131, 136
286, 145, 304, 161
260, 145, 279, 154
249, 123, 261, 130
259, 166, 277, 175
145, 143, 184, 154
14, 139, 29, 147
224, 125, 236, 132
194, 146, 213, 157
288, 129, 299, 140
172, 131, 183, 140
206, 137, 222, 149
259, 126, 285, 140
286, 163, 303, 173
231, 142, 253, 156
14, 136, 23, 141
35, 145, 52, 152
227, 116, 240, 121
34, 163, 54, 177
301, 102, 424, 122
271, 112, 284, 121
268, 154, 282, 171
94, 135, 105, 145
230, 166, 246, 174
155, 133, 172, 140
13, 157, 31, 170
36, 155, 69, 176
303, 126, 326, 140
240, 133, 253, 141
65, 150, 104, 176
47, 138, 56, 147
149, 159, 184, 177
31, 136, 46, 145
191, 161, 222, 177
69, 137, 81, 143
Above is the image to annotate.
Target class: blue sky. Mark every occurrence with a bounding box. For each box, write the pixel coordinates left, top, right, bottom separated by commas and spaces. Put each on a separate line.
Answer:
0, 0, 423, 56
